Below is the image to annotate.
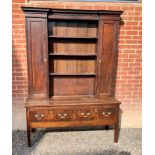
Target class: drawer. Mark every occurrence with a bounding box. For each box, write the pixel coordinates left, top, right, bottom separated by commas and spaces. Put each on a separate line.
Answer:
52, 108, 74, 122
75, 107, 97, 121
29, 108, 74, 122
97, 106, 117, 119
30, 109, 52, 122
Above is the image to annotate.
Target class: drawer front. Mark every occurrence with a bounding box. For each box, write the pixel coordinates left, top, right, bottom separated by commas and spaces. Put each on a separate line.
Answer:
52, 109, 74, 121
97, 106, 117, 120
29, 106, 118, 124
29, 108, 74, 122
75, 107, 97, 121
30, 110, 52, 122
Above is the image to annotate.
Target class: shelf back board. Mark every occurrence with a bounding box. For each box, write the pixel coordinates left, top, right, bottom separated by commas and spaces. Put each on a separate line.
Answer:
48, 20, 98, 97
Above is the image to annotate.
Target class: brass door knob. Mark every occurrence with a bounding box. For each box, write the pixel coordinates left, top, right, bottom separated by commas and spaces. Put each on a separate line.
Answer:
43, 58, 47, 62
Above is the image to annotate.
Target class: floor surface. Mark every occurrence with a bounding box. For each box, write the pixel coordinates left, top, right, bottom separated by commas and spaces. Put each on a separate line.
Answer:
12, 128, 141, 155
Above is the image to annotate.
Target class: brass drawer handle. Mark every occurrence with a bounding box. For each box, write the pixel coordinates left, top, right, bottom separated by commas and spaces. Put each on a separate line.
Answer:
58, 113, 68, 119
35, 114, 39, 118
34, 114, 45, 120
102, 112, 111, 116
81, 112, 90, 117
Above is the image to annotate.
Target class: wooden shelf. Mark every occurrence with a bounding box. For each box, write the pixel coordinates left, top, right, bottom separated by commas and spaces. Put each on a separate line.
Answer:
49, 53, 97, 57
48, 35, 98, 39
49, 73, 96, 76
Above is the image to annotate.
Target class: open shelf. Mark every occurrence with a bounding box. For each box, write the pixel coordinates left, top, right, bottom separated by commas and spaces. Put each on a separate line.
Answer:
49, 73, 96, 76
49, 53, 97, 57
48, 35, 98, 39
48, 19, 98, 97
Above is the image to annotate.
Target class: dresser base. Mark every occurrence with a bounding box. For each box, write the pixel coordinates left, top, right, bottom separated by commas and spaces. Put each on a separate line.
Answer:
25, 97, 121, 147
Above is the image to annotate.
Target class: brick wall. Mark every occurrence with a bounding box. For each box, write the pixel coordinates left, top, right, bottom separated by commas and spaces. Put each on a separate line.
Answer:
12, 0, 142, 129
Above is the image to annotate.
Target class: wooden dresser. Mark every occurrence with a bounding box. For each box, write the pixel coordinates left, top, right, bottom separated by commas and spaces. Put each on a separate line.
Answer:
22, 7, 123, 146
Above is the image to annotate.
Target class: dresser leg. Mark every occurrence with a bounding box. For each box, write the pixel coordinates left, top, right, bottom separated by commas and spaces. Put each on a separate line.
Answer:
31, 128, 36, 133
26, 109, 32, 147
105, 125, 109, 130
27, 127, 31, 147
114, 123, 119, 143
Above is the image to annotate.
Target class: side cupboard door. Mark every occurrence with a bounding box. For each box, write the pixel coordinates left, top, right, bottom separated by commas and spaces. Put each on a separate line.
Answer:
26, 17, 49, 99
97, 17, 120, 96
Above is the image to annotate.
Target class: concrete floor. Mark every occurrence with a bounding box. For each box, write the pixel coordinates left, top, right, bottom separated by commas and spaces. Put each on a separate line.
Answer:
12, 128, 141, 155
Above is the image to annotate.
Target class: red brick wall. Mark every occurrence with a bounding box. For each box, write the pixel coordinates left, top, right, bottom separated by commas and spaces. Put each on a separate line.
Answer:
12, 1, 142, 112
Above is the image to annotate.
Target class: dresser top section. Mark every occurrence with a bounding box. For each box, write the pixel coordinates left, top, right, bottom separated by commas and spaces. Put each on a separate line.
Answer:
21, 6, 123, 15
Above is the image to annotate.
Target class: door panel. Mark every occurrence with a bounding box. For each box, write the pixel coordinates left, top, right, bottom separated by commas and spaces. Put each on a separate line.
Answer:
98, 20, 118, 96
27, 18, 48, 99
